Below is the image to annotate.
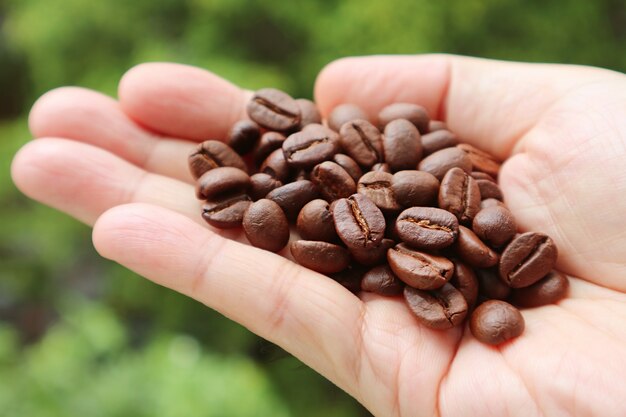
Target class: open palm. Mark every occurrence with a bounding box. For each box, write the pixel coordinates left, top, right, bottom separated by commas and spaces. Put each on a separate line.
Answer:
12, 55, 626, 417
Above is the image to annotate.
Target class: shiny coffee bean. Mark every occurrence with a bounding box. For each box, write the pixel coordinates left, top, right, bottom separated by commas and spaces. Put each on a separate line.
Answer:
470, 300, 524, 345
248, 173, 282, 201
450, 260, 479, 309
357, 171, 400, 213
421, 130, 458, 157
427, 120, 447, 132
246, 88, 301, 131
310, 161, 357, 201
282, 126, 340, 169
296, 98, 322, 128
332, 193, 386, 249
476, 268, 511, 300
361, 265, 404, 295
395, 207, 459, 250
499, 232, 558, 288
472, 206, 517, 248
370, 163, 392, 173
509, 271, 569, 308
457, 144, 501, 177
328, 104, 369, 132
383, 119, 423, 172
253, 131, 286, 165
476, 179, 503, 201
387, 243, 454, 290
290, 240, 351, 274
438, 167, 481, 224
227, 119, 261, 155
195, 167, 250, 200
403, 283, 468, 329
339, 120, 384, 168
201, 194, 251, 229
296, 199, 338, 242
242, 199, 290, 253
260, 148, 291, 182
266, 180, 319, 219
391, 170, 440, 207
455, 225, 499, 268
418, 147, 472, 180
377, 103, 430, 133
189, 140, 248, 180
480, 198, 505, 209
333, 154, 363, 183
350, 238, 395, 266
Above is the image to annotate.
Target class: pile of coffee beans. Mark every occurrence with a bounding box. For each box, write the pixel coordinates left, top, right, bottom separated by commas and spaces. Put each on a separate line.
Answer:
189, 88, 569, 346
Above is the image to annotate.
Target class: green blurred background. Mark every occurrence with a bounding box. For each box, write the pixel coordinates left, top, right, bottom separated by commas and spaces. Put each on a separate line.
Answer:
0, 0, 624, 415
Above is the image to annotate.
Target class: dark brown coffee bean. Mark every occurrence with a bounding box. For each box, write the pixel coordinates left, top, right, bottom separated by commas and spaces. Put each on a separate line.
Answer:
266, 180, 319, 219
247, 88, 301, 131
470, 171, 496, 182
382, 119, 423, 172
188, 140, 248, 180
282, 126, 340, 169
296, 199, 338, 242
242, 199, 290, 253
329, 265, 366, 294
332, 194, 386, 249
310, 161, 356, 201
472, 206, 517, 248
370, 162, 392, 173
339, 120, 384, 168
418, 147, 472, 180
350, 238, 395, 266
260, 148, 291, 182
357, 171, 400, 213
476, 268, 511, 300
457, 144, 501, 177
249, 173, 282, 201
377, 103, 430, 133
333, 154, 363, 183
328, 104, 369, 132
455, 225, 499, 268
395, 207, 459, 250
438, 167, 481, 224
480, 198, 505, 209
227, 120, 261, 155
391, 170, 440, 208
428, 120, 447, 132
450, 260, 479, 309
499, 232, 558, 288
421, 130, 458, 157
510, 271, 569, 308
387, 243, 454, 290
403, 283, 468, 329
195, 167, 250, 200
361, 265, 404, 296
290, 240, 350, 274
253, 131, 286, 165
201, 194, 251, 229
470, 300, 524, 345
476, 179, 503, 201
296, 98, 321, 128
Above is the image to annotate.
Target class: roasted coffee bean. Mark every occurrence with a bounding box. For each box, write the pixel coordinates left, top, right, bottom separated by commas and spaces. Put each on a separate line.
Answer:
476, 268, 511, 300
450, 260, 479, 309
377, 103, 430, 133
227, 119, 261, 155
499, 232, 558, 288
329, 265, 366, 294
428, 120, 447, 132
296, 199, 338, 242
357, 171, 400, 213
510, 271, 569, 308
292, 169, 309, 182
333, 154, 363, 183
472, 206, 517, 248
201, 194, 251, 229
403, 283, 468, 329
247, 88, 301, 131
418, 147, 472, 180
249, 173, 282, 201
438, 167, 481, 224
339, 120, 384, 168
260, 148, 291, 182
383, 119, 423, 171
470, 171, 496, 182
421, 130, 458, 157
455, 225, 499, 268
387, 243, 454, 290
296, 98, 322, 128
481, 198, 505, 209
282, 126, 340, 169
470, 300, 524, 345
395, 207, 459, 250
332, 194, 386, 249
350, 238, 395, 266
266, 180, 319, 219
361, 265, 404, 295
242, 199, 290, 253
253, 131, 286, 165
189, 140, 248, 179
457, 144, 501, 177
391, 170, 440, 208
290, 240, 351, 274
310, 161, 356, 201
195, 167, 250, 200
370, 162, 392, 173
328, 104, 369, 132
476, 179, 503, 201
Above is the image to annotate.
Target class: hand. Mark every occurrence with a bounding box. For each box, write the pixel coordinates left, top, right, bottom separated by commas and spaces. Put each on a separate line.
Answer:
11, 55, 626, 417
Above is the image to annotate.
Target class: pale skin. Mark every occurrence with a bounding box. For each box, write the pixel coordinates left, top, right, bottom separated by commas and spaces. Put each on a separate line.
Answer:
10, 54, 626, 417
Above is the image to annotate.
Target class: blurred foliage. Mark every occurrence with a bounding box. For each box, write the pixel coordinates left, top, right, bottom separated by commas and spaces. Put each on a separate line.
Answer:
0, 0, 624, 415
